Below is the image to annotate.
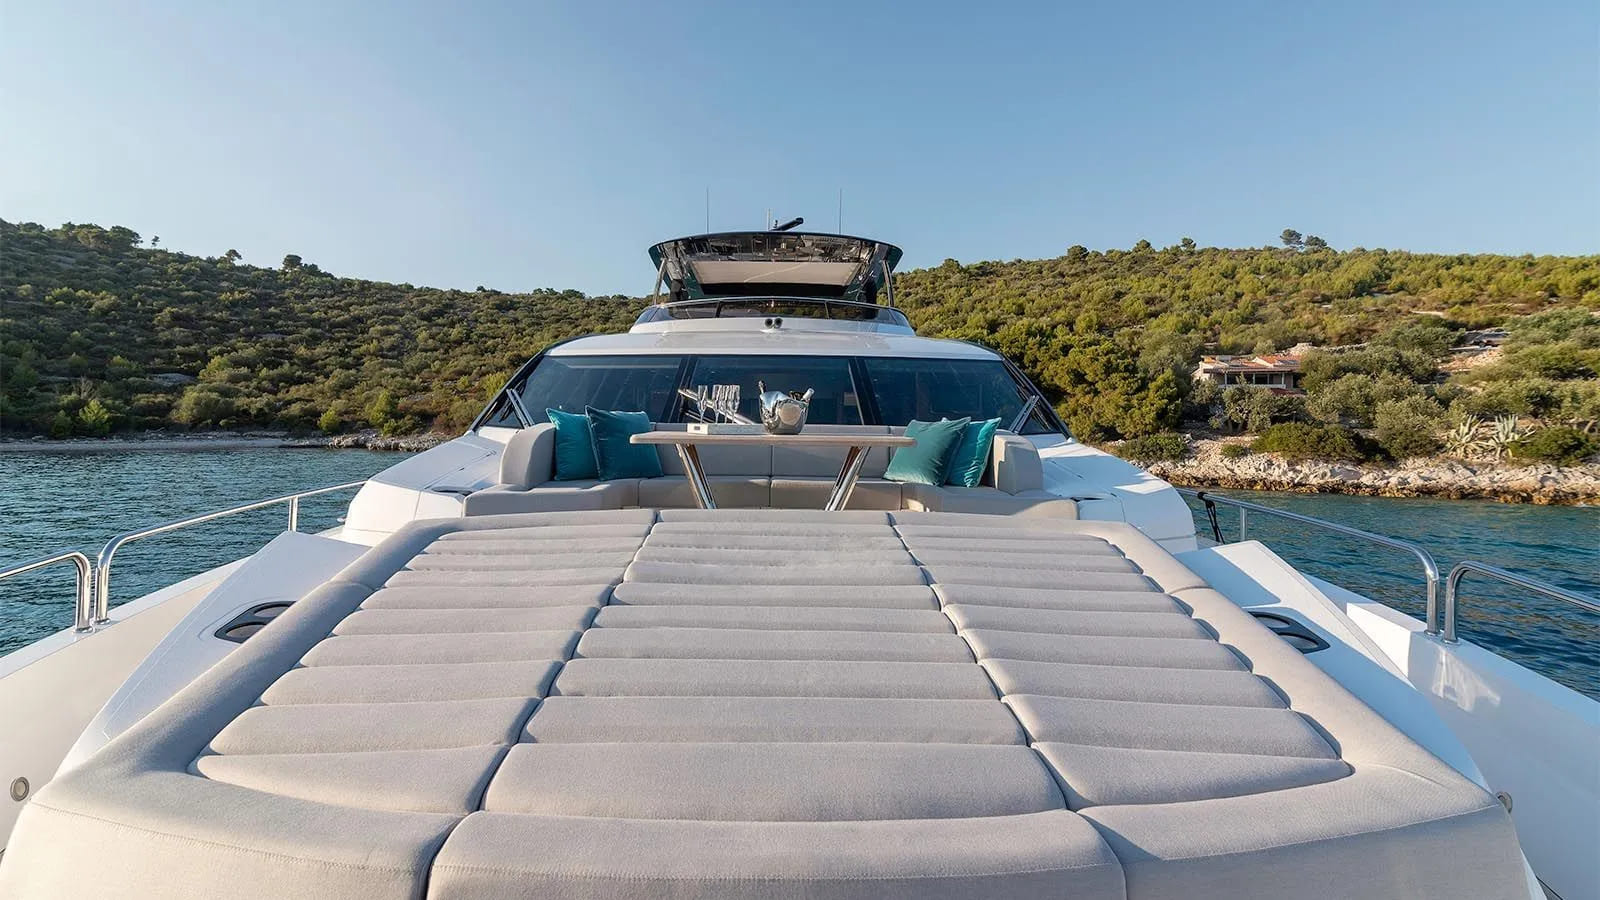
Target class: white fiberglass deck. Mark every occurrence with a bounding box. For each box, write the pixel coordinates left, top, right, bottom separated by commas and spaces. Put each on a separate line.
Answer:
0, 510, 1526, 899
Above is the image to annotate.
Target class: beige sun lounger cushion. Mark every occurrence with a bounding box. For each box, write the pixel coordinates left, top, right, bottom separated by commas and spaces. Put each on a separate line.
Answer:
0, 510, 1526, 900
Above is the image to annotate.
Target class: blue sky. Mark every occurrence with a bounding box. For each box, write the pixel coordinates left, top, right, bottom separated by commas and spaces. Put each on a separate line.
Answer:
2, 0, 1596, 295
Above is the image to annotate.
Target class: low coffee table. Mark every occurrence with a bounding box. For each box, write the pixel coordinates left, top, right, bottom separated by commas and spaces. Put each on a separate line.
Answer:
629, 431, 915, 510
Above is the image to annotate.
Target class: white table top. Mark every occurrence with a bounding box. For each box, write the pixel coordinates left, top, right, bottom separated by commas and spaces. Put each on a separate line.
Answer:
630, 430, 915, 447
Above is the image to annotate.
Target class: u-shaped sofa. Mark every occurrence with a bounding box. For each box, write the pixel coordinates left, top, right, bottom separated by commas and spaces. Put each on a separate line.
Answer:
463, 423, 1081, 517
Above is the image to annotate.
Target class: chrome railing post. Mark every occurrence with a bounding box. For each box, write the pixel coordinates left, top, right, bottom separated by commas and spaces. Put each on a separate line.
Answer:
0, 552, 96, 633
1238, 508, 1247, 541
1443, 561, 1600, 644
288, 496, 300, 532
93, 537, 123, 625
74, 553, 95, 632
1424, 573, 1441, 637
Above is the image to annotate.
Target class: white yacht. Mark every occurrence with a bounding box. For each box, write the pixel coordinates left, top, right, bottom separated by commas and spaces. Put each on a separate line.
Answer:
0, 230, 1594, 899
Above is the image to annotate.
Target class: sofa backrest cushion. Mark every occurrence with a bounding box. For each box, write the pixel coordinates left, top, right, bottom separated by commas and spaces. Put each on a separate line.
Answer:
771, 425, 893, 478
499, 424, 556, 488
992, 431, 1044, 494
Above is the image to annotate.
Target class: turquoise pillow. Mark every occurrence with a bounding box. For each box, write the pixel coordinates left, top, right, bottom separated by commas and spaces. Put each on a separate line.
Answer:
884, 417, 971, 485
546, 408, 598, 481
944, 417, 1000, 488
585, 407, 663, 480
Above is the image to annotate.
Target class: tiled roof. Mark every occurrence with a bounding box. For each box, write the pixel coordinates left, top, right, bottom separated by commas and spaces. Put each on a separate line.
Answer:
1197, 354, 1304, 372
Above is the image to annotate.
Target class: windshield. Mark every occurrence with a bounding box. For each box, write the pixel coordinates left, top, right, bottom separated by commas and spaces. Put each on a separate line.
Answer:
860, 357, 1038, 428
484, 353, 1056, 434
686, 356, 863, 424
514, 355, 683, 420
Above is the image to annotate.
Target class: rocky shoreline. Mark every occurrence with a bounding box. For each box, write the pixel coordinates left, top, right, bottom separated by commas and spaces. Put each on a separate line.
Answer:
1139, 438, 1600, 505
288, 431, 454, 452
0, 430, 454, 453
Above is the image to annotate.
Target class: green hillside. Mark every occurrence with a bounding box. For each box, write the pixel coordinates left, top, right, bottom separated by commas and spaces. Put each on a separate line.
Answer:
1, 219, 639, 436
3, 219, 1597, 456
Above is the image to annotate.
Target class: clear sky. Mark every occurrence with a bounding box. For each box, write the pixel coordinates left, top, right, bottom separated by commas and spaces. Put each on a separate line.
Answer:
3, 0, 1596, 295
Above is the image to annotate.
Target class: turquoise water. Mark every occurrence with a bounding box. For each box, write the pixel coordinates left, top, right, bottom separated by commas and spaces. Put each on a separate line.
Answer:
0, 448, 1594, 697
1181, 492, 1598, 698
0, 448, 397, 654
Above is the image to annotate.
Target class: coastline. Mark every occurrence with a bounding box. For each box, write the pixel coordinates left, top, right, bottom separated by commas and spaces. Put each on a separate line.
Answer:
1139, 438, 1600, 506
5, 430, 1595, 505
0, 430, 453, 454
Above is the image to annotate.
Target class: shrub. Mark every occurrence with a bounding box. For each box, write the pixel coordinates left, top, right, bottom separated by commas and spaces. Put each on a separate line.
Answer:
1219, 443, 1253, 459
1452, 377, 1562, 418
1306, 373, 1373, 425
1370, 318, 1459, 358
77, 398, 113, 436
1117, 432, 1189, 463
48, 410, 74, 438
1183, 378, 1222, 422
171, 386, 236, 427
1513, 427, 1599, 464
380, 414, 422, 437
1373, 396, 1444, 459
1307, 373, 1426, 428
366, 389, 397, 430
1554, 380, 1600, 433
1222, 387, 1304, 433
317, 407, 343, 434
1251, 423, 1367, 462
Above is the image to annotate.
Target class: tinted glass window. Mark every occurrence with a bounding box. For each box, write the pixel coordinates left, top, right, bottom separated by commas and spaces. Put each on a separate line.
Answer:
515, 355, 682, 421
862, 357, 1050, 433
684, 356, 863, 425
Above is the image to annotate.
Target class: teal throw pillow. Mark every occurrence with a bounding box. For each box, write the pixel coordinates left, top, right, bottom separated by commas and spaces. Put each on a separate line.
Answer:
585, 407, 664, 480
546, 408, 598, 481
884, 417, 971, 485
944, 417, 1000, 488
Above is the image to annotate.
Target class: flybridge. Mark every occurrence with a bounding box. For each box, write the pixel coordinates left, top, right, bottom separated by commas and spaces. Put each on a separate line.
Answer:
648, 231, 905, 306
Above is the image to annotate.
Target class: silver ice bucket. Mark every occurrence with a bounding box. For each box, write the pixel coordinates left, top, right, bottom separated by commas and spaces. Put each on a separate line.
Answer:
758, 383, 813, 435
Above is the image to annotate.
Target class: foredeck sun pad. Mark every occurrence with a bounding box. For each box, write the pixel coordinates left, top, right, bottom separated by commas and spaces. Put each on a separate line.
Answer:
0, 510, 1526, 900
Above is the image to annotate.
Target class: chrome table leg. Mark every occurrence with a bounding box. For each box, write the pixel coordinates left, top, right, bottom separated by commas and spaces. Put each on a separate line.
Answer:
675, 443, 717, 509
824, 445, 871, 511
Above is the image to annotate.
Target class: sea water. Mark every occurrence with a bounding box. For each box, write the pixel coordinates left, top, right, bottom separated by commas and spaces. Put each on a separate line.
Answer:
0, 447, 1594, 697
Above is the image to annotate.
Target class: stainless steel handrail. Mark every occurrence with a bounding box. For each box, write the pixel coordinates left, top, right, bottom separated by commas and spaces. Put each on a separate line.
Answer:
0, 551, 96, 632
93, 481, 366, 623
503, 390, 535, 429
1442, 560, 1600, 644
1179, 488, 1444, 634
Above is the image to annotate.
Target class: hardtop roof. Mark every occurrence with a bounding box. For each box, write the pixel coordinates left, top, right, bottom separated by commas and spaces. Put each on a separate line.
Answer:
648, 232, 904, 304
